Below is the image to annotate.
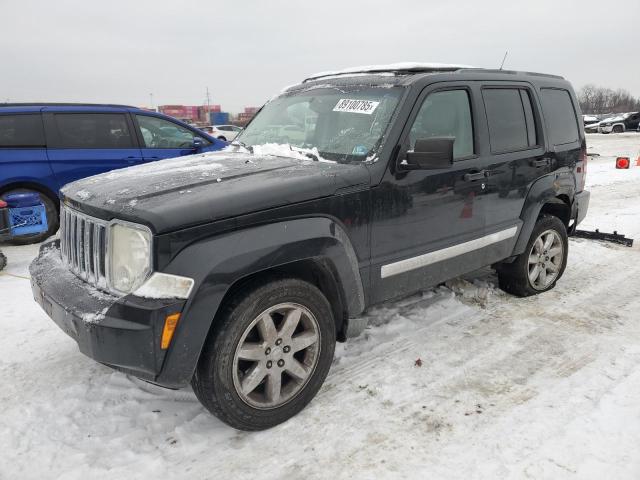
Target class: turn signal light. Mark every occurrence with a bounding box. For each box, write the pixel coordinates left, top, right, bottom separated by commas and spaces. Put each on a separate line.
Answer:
161, 313, 181, 349
0, 199, 6, 208
616, 157, 630, 169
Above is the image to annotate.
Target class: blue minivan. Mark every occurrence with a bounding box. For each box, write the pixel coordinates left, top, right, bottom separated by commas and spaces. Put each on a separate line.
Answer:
0, 103, 225, 242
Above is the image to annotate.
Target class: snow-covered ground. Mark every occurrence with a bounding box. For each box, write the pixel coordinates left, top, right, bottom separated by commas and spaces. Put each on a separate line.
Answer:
1, 133, 640, 480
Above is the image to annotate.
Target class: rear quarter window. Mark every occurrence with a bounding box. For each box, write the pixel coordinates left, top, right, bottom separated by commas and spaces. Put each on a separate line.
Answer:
540, 89, 579, 146
0, 114, 46, 147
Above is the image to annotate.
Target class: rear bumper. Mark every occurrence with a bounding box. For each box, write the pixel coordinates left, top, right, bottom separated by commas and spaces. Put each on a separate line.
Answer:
30, 240, 185, 384
573, 190, 590, 228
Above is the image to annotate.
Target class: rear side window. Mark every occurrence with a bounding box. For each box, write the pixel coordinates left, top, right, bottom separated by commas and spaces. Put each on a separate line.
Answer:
0, 114, 46, 147
540, 89, 579, 146
483, 88, 537, 153
51, 113, 134, 149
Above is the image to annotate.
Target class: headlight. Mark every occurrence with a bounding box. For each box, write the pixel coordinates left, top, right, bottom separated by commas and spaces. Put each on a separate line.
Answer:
108, 222, 152, 294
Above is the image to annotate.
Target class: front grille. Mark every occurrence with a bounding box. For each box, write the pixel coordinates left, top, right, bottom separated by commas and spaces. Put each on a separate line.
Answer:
60, 205, 108, 290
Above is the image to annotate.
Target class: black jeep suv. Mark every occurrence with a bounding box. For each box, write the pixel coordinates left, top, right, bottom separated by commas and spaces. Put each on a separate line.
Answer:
31, 64, 590, 430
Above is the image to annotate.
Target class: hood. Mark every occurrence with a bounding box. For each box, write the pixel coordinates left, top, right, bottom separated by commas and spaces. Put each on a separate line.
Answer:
61, 150, 370, 234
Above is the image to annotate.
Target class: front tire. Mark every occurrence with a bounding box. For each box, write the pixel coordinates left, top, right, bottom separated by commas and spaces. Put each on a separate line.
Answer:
497, 214, 568, 297
612, 125, 624, 134
192, 277, 336, 431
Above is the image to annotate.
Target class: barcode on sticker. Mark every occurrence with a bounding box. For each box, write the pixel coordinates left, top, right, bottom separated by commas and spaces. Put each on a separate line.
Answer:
333, 99, 380, 115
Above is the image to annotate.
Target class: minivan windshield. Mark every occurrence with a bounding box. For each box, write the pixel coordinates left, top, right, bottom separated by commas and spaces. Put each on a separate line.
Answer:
236, 86, 404, 162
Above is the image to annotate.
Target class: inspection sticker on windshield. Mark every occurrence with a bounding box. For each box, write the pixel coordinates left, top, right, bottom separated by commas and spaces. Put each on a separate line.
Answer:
333, 99, 380, 115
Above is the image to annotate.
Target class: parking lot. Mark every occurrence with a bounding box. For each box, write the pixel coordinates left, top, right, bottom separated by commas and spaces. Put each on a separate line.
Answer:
1, 133, 639, 479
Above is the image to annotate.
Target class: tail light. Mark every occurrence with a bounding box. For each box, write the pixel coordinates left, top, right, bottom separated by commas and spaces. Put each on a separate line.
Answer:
0, 200, 7, 208
576, 146, 588, 192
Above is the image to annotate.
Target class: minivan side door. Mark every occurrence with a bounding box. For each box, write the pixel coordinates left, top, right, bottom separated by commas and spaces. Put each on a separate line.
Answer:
133, 114, 210, 161
43, 110, 144, 190
369, 83, 491, 303
0, 112, 56, 194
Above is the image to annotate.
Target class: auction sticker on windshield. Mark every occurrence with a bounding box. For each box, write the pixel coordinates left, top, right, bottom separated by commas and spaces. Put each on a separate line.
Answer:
333, 99, 380, 115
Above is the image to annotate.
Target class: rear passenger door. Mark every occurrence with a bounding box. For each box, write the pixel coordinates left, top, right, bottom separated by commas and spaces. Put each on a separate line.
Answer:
478, 84, 547, 263
43, 111, 143, 189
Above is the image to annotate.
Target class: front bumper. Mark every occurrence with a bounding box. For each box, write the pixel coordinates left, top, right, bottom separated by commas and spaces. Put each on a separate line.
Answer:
30, 240, 185, 383
599, 125, 614, 133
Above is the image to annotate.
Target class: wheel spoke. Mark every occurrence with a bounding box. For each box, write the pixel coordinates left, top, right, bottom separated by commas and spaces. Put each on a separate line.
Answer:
285, 358, 309, 381
538, 268, 547, 286
279, 308, 302, 340
547, 261, 559, 273
529, 264, 541, 283
265, 372, 282, 404
241, 364, 267, 395
528, 253, 538, 264
543, 233, 554, 250
548, 246, 562, 259
237, 342, 265, 361
290, 331, 318, 353
534, 237, 544, 254
257, 314, 277, 343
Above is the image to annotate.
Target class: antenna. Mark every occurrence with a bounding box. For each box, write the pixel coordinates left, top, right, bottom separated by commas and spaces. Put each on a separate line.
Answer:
499, 51, 509, 70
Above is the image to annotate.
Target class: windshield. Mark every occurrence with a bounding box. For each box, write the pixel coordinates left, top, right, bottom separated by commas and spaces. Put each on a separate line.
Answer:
236, 86, 404, 162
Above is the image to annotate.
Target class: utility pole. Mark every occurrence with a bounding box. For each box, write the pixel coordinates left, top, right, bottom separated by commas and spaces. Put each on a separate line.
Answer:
205, 86, 211, 123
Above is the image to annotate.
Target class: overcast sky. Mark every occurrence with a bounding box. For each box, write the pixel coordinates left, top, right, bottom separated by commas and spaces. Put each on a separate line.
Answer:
2, 0, 639, 113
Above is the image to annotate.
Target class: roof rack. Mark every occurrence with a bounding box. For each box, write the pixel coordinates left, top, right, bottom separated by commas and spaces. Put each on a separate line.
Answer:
303, 63, 565, 83
303, 63, 473, 83
0, 102, 137, 108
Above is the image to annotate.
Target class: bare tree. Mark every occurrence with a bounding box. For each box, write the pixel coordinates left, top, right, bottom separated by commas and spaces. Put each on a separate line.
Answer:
578, 85, 640, 115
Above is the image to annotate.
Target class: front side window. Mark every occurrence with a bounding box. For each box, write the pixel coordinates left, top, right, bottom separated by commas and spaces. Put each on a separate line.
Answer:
540, 89, 579, 146
0, 114, 46, 148
136, 115, 208, 148
51, 113, 134, 149
408, 90, 474, 159
237, 86, 404, 162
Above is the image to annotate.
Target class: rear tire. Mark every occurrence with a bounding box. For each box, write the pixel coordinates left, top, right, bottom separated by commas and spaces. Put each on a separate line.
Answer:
497, 214, 568, 297
2, 189, 59, 245
0, 250, 6, 271
192, 277, 336, 431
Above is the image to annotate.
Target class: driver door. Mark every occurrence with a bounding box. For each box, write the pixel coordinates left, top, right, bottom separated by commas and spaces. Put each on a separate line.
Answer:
133, 114, 201, 162
370, 85, 490, 303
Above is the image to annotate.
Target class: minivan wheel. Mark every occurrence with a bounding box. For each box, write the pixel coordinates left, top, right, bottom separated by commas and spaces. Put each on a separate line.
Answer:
497, 214, 568, 297
2, 189, 59, 245
192, 277, 336, 431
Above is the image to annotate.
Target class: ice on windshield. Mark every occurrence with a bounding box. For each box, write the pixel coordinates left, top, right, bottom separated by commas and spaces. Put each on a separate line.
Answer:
237, 86, 403, 162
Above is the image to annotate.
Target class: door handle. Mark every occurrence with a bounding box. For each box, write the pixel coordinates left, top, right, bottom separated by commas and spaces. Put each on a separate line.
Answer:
531, 157, 551, 168
463, 170, 487, 182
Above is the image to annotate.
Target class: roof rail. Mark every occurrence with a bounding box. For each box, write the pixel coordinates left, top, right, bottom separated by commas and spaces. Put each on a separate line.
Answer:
0, 102, 137, 108
457, 68, 565, 80
303, 63, 473, 83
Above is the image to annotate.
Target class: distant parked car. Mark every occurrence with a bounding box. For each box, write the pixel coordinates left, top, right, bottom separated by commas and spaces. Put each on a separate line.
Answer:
0, 103, 225, 242
210, 125, 242, 142
599, 112, 640, 133
582, 115, 599, 126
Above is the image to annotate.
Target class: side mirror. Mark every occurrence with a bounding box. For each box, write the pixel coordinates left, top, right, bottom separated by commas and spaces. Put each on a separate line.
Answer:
193, 137, 205, 150
401, 137, 454, 170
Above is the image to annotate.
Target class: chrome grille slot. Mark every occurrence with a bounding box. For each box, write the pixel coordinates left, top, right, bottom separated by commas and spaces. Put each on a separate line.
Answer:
59, 205, 108, 290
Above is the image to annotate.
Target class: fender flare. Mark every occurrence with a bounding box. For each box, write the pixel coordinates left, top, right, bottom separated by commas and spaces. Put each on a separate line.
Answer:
511, 174, 574, 256
155, 217, 365, 387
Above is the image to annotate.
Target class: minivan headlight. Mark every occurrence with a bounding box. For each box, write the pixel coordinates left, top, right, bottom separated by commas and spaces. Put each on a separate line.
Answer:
108, 222, 152, 294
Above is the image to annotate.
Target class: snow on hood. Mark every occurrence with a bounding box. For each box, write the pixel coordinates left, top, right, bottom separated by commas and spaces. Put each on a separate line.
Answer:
307, 62, 476, 81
